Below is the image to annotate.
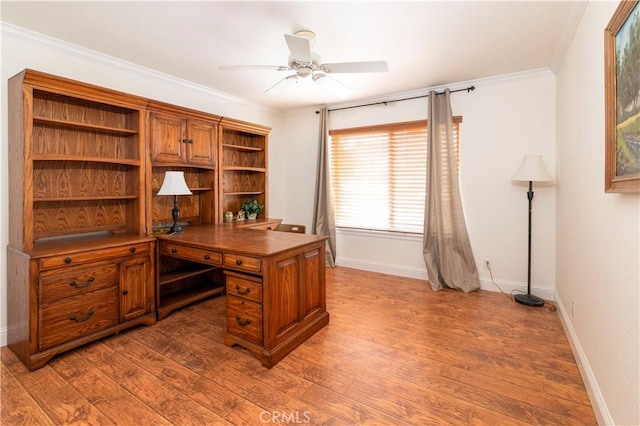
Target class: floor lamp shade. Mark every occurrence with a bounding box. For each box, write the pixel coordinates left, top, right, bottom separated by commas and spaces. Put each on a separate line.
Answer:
512, 155, 553, 183
512, 155, 553, 307
157, 171, 192, 233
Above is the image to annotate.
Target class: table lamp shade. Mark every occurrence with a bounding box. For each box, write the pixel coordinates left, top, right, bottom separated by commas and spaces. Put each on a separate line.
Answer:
157, 171, 192, 195
512, 155, 553, 182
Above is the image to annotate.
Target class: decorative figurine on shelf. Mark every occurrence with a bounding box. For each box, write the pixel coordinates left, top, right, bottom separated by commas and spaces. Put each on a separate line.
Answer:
224, 211, 234, 222
236, 210, 246, 221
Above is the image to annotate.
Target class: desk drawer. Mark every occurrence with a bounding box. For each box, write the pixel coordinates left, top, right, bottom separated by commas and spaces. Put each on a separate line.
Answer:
225, 272, 262, 303
227, 296, 262, 345
160, 242, 222, 266
39, 287, 118, 350
223, 253, 261, 273
40, 243, 151, 270
40, 261, 118, 303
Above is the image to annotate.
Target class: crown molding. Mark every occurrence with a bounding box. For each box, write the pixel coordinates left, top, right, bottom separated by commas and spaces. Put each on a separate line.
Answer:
290, 67, 554, 117
1, 22, 278, 115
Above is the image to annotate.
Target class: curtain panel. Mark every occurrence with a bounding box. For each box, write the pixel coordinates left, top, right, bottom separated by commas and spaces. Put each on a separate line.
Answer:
423, 90, 480, 293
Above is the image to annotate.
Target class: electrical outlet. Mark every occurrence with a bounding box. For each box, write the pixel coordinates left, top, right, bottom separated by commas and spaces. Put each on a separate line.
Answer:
483, 259, 492, 270
571, 299, 575, 317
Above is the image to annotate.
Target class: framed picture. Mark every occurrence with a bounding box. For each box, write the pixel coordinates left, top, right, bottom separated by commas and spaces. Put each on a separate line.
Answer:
605, 0, 640, 193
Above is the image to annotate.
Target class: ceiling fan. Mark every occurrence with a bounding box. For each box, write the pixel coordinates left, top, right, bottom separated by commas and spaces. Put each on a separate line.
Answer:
220, 30, 388, 98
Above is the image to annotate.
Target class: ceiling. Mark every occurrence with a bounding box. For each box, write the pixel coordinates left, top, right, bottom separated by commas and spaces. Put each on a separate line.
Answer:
1, 1, 586, 112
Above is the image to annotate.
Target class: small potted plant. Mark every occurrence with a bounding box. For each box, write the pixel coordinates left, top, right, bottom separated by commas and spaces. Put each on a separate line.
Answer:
241, 199, 264, 220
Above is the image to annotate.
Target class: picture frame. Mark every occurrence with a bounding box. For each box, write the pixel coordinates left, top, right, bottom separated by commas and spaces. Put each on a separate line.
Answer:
604, 0, 640, 193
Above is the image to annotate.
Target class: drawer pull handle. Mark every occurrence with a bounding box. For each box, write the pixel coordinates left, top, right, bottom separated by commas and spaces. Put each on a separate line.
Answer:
69, 276, 95, 289
64, 257, 72, 264
171, 248, 178, 253
234, 284, 251, 295
235, 315, 251, 326
236, 259, 242, 266
122, 289, 129, 295
204, 254, 210, 260
69, 308, 95, 323
130, 247, 136, 253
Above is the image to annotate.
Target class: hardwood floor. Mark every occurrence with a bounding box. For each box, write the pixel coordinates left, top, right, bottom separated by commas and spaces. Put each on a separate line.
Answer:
1, 267, 596, 425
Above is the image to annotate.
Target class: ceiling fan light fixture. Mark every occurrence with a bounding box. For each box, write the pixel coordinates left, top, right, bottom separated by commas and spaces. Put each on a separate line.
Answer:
293, 30, 316, 43
297, 67, 313, 78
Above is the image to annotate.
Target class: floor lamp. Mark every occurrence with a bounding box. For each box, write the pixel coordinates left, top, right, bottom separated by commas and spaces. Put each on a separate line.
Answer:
511, 155, 553, 307
157, 171, 192, 233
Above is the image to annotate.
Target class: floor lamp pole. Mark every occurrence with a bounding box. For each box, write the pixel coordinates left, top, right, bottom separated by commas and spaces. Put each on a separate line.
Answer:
515, 181, 544, 307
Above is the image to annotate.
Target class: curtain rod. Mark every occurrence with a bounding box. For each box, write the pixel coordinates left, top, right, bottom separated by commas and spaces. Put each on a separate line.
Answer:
315, 85, 475, 114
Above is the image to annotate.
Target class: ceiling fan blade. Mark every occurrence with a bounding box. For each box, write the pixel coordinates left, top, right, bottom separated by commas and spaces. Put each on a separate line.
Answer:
313, 74, 353, 98
219, 65, 290, 71
284, 34, 312, 63
320, 61, 388, 74
263, 74, 299, 94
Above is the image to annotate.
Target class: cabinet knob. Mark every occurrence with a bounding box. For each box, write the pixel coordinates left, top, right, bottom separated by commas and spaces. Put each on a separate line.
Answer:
122, 289, 129, 296
130, 247, 136, 253
182, 138, 189, 144
171, 248, 177, 253
64, 257, 72, 264
204, 254, 210, 260
236, 259, 242, 266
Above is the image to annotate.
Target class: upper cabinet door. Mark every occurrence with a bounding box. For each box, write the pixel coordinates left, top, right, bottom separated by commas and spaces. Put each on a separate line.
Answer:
149, 111, 187, 165
187, 118, 217, 167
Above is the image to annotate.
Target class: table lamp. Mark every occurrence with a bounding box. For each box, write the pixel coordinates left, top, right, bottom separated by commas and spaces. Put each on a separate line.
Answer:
157, 171, 192, 233
511, 155, 553, 307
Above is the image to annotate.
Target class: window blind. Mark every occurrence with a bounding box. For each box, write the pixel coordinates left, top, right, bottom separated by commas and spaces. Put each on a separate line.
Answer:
329, 117, 461, 234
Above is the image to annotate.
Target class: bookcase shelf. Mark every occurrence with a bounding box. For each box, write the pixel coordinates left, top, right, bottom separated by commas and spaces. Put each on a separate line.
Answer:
219, 120, 270, 219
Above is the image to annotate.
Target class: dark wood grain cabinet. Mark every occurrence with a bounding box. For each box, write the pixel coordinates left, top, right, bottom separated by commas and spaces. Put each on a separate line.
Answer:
149, 108, 219, 168
7, 69, 323, 372
8, 238, 156, 371
155, 225, 329, 368
7, 70, 156, 371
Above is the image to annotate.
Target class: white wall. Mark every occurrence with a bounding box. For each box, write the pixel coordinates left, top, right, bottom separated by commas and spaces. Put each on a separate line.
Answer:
281, 71, 557, 299
0, 24, 284, 345
556, 2, 640, 425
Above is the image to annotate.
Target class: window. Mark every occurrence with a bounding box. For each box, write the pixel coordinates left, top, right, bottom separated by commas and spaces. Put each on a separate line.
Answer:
329, 117, 461, 234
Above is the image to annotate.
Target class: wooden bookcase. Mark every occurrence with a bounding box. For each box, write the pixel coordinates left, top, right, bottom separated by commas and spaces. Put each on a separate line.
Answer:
6, 69, 274, 368
7, 69, 157, 370
219, 117, 270, 221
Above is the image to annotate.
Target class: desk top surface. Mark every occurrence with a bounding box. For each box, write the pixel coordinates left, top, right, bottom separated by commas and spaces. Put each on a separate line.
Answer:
156, 224, 327, 257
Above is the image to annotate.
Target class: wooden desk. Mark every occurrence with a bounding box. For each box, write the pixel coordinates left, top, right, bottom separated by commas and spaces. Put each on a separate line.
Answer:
155, 224, 329, 368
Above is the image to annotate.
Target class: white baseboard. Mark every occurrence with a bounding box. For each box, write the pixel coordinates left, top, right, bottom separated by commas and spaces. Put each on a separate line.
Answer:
479, 277, 555, 301
555, 293, 612, 425
0, 326, 7, 347
336, 257, 428, 280
335, 256, 553, 299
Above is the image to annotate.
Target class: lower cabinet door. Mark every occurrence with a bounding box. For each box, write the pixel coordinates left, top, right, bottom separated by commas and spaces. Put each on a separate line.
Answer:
119, 255, 154, 322
39, 287, 118, 350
